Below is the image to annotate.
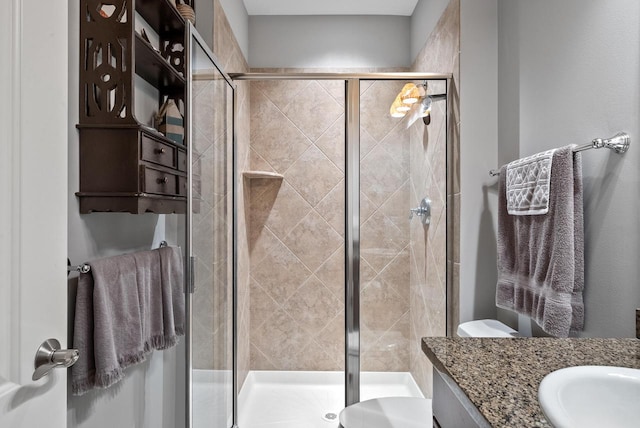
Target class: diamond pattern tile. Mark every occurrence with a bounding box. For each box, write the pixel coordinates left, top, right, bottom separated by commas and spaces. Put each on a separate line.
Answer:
283, 81, 344, 142
252, 308, 313, 370
361, 144, 408, 208
315, 115, 345, 172
360, 278, 406, 335
282, 210, 342, 272
282, 276, 341, 335
246, 70, 452, 376
284, 145, 343, 207
314, 245, 344, 300
315, 180, 345, 236
360, 81, 406, 142
250, 180, 312, 241
250, 90, 312, 172
252, 238, 312, 303
361, 210, 407, 273
283, 81, 343, 142
380, 180, 410, 232
380, 122, 411, 173
253, 80, 311, 111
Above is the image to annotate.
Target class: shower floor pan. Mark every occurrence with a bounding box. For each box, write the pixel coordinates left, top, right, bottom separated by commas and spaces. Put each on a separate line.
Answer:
237, 370, 427, 428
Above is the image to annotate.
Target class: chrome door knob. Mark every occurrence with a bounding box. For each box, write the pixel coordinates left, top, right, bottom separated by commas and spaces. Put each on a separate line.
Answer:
32, 338, 80, 381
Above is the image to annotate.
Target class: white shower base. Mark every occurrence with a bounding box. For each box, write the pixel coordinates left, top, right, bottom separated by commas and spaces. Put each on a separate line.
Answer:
238, 371, 428, 428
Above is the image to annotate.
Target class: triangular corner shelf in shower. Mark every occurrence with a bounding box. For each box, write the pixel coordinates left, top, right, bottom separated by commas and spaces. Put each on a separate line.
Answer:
242, 170, 284, 179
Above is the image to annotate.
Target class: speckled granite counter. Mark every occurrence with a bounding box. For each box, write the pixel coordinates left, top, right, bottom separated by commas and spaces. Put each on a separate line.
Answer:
422, 337, 640, 427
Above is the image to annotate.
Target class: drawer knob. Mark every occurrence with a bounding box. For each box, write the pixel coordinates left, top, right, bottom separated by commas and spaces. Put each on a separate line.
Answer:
158, 176, 169, 184
155, 147, 166, 154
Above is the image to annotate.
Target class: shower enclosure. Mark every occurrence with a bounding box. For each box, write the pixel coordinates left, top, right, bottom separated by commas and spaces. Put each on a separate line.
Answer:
184, 27, 451, 427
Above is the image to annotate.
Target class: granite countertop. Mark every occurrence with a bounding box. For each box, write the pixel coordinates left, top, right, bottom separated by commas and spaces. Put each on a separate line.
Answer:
422, 337, 640, 428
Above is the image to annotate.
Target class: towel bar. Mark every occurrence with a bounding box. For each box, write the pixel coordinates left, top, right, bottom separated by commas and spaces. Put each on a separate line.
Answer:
68, 241, 170, 275
489, 132, 630, 176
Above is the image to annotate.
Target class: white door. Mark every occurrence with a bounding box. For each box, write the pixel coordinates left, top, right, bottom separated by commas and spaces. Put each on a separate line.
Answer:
0, 0, 69, 426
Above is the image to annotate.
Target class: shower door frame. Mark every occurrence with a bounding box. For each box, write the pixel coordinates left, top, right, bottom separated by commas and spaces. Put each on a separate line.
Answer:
231, 72, 452, 412
185, 23, 238, 428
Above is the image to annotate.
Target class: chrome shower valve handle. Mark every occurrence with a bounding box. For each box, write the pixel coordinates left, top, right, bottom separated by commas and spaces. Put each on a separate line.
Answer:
409, 197, 432, 225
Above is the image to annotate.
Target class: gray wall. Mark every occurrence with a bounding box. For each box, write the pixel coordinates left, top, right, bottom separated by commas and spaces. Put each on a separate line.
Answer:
458, 0, 500, 325
219, 0, 249, 58
411, 0, 450, 61
217, 0, 449, 68
67, 3, 185, 428
248, 15, 411, 68
495, 0, 640, 338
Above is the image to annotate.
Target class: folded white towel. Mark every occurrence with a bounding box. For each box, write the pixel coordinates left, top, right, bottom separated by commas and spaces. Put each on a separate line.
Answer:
506, 148, 556, 215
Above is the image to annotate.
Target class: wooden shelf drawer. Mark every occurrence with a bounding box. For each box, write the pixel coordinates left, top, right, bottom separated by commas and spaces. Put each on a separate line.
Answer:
141, 133, 177, 169
142, 166, 180, 196
177, 149, 187, 172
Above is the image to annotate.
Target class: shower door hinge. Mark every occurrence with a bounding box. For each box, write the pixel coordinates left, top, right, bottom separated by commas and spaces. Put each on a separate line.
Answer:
188, 255, 196, 294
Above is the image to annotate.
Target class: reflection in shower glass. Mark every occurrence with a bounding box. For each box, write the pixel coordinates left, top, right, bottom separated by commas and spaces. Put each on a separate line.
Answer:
360, 80, 448, 397
190, 37, 234, 428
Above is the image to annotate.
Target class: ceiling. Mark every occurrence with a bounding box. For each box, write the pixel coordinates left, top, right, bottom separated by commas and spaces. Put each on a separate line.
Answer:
242, 0, 420, 16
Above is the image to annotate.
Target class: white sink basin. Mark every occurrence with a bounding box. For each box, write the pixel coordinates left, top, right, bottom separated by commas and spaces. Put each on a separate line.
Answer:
538, 365, 640, 428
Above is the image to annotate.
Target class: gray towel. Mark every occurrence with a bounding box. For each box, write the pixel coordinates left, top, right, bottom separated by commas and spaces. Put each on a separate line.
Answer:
71, 247, 185, 395
496, 146, 584, 337
158, 246, 185, 348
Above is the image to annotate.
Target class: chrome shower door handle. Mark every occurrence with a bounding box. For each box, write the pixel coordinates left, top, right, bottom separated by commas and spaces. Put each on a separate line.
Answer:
32, 338, 80, 381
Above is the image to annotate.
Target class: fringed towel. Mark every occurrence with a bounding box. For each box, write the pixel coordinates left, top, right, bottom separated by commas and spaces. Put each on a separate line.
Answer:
496, 146, 584, 337
159, 246, 185, 348
71, 247, 184, 395
506, 148, 556, 215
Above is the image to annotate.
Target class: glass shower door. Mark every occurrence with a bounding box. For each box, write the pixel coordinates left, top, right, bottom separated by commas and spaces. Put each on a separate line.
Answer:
187, 26, 235, 428
357, 79, 448, 400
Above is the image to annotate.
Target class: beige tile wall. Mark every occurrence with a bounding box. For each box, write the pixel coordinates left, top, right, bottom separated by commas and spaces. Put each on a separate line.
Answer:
248, 79, 346, 370
359, 81, 412, 372
246, 61, 458, 377
409, 0, 460, 397
247, 77, 415, 372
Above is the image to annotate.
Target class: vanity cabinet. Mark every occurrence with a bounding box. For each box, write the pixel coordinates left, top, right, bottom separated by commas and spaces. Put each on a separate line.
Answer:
76, 0, 188, 214
432, 369, 491, 428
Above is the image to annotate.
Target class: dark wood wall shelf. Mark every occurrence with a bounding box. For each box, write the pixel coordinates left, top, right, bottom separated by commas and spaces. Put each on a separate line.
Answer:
77, 0, 189, 214
135, 34, 185, 94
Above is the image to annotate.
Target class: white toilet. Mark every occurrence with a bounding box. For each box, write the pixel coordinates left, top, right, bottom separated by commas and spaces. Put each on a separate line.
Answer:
339, 320, 519, 427
339, 397, 432, 428
457, 319, 520, 337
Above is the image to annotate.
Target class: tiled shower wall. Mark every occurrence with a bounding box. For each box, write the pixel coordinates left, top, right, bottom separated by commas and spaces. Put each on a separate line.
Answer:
245, 0, 460, 396
358, 81, 412, 372
409, 0, 460, 396
247, 78, 414, 372
248, 79, 347, 370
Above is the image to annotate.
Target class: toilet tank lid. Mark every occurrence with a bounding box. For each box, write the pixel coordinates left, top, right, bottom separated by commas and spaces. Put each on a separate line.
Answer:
457, 319, 519, 338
